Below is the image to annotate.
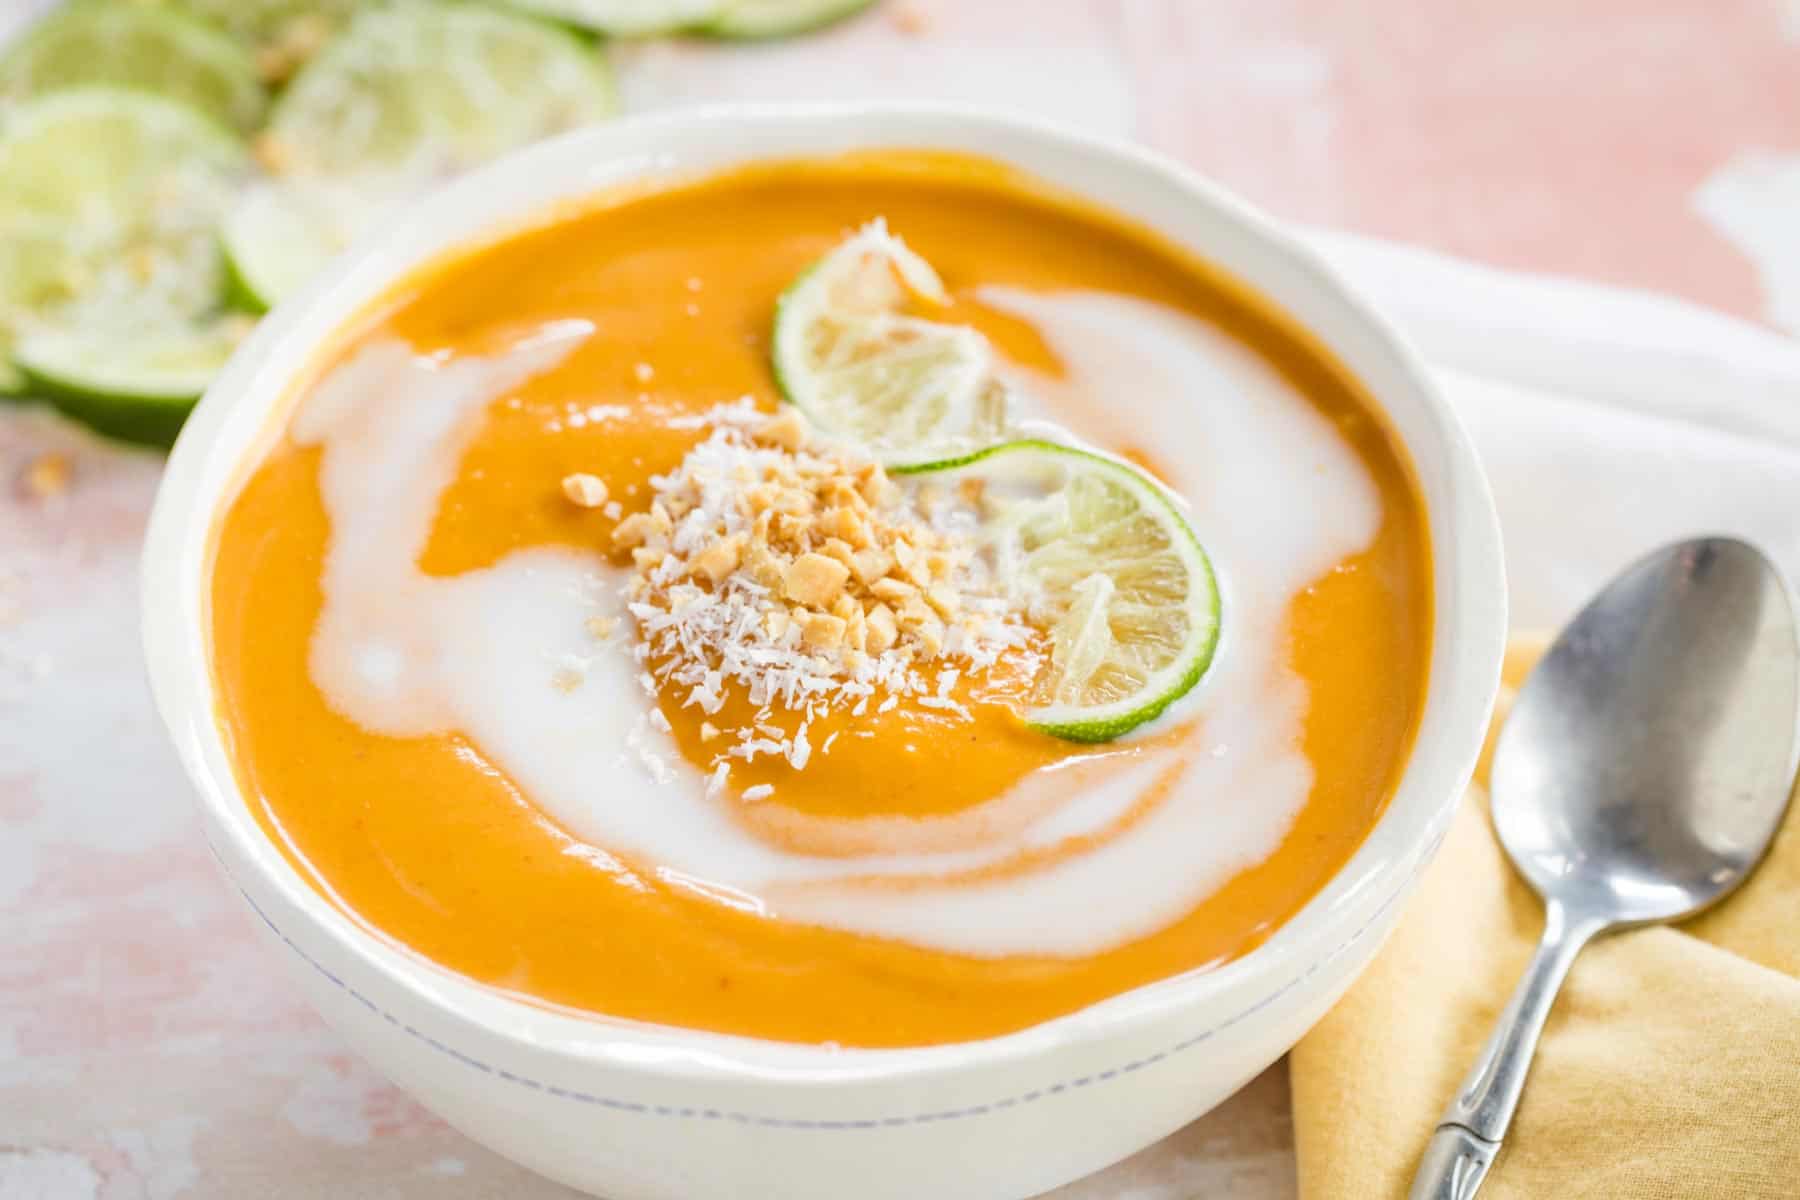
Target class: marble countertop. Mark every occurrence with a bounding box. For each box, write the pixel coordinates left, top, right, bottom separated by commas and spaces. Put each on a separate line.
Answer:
5, 1, 1798, 1195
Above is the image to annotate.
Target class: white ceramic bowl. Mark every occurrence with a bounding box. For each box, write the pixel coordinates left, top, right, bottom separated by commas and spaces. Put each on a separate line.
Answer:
142, 105, 1505, 1200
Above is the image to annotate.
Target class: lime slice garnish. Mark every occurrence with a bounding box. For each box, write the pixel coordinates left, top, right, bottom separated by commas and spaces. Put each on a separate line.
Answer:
706, 0, 877, 38
0, 2, 268, 132
224, 1, 616, 308
902, 440, 1221, 742
0, 87, 246, 420
15, 318, 247, 446
500, 0, 724, 36
772, 221, 1013, 467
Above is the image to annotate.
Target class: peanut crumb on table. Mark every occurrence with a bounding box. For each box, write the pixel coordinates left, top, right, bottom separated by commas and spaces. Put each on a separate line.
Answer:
17, 453, 71, 501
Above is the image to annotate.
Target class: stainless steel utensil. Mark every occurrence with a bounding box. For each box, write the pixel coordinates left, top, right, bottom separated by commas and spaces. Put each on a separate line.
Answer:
1409, 536, 1800, 1200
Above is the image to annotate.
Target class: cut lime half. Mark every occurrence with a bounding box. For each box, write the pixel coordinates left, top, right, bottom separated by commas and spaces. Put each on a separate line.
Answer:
501, 0, 724, 36
706, 0, 877, 38
221, 177, 385, 312
16, 319, 247, 446
903, 440, 1221, 742
174, 1, 357, 72
0, 2, 268, 132
0, 87, 246, 420
232, 2, 616, 308
772, 221, 1013, 467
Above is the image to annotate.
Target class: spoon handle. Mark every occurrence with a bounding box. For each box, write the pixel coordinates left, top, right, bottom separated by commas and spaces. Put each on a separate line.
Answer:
1407, 901, 1605, 1199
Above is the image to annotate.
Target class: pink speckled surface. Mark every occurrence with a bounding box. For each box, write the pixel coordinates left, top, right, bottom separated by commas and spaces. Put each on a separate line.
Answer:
5, 2, 1800, 1196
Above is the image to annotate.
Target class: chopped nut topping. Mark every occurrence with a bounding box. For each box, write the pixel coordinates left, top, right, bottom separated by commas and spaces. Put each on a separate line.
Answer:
869, 577, 917, 606
700, 721, 722, 742
865, 603, 898, 653
753, 407, 808, 451
690, 534, 743, 585
784, 552, 850, 608
892, 1, 929, 33
251, 133, 298, 174
800, 611, 847, 650
611, 511, 656, 549
586, 615, 619, 641
561, 472, 609, 508
610, 402, 1038, 771
17, 453, 71, 501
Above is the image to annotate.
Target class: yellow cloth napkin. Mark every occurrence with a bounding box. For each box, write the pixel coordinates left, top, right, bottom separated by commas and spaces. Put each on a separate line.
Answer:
1291, 635, 1800, 1199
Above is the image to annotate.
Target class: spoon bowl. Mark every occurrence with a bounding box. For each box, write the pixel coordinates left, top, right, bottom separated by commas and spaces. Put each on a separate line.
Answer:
1492, 537, 1800, 925
1412, 536, 1799, 1200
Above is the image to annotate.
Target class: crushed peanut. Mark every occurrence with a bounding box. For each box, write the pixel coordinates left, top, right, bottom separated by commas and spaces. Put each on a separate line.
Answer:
17, 453, 71, 501
561, 472, 609, 508
784, 552, 849, 608
601, 403, 1037, 772
891, 2, 930, 34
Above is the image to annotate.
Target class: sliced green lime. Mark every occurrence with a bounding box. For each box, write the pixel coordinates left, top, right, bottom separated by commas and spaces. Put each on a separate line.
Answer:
220, 179, 373, 312
15, 318, 247, 445
231, 2, 615, 308
499, 0, 723, 36
705, 0, 877, 38
772, 222, 1013, 467
0, 88, 246, 423
0, 2, 267, 132
902, 441, 1221, 742
173, 0, 357, 80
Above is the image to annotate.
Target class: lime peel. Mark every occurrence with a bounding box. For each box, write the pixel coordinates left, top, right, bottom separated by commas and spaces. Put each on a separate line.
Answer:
706, 0, 879, 39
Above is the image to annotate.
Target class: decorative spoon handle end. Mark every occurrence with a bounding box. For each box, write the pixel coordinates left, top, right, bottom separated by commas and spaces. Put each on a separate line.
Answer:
1409, 1124, 1499, 1200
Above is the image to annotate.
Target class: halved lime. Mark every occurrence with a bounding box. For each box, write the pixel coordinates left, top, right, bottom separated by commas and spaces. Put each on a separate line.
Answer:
772, 222, 1013, 467
173, 0, 357, 81
902, 440, 1221, 742
500, 0, 723, 36
220, 177, 386, 312
706, 0, 877, 38
15, 319, 247, 445
226, 2, 616, 308
0, 2, 268, 132
0, 88, 246, 421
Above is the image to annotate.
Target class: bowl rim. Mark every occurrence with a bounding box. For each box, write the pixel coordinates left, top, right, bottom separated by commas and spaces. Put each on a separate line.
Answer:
141, 100, 1507, 1087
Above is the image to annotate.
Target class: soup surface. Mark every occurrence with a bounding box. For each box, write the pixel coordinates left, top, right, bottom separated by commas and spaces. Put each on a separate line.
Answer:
210, 153, 1431, 1047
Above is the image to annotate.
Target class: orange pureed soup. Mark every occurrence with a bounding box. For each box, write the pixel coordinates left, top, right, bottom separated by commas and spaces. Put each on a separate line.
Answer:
211, 153, 1431, 1047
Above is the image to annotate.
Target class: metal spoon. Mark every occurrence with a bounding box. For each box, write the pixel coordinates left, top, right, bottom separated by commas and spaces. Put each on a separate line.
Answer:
1409, 537, 1800, 1200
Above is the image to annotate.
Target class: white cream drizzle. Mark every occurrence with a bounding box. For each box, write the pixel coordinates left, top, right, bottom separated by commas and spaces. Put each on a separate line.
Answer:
294, 290, 1380, 958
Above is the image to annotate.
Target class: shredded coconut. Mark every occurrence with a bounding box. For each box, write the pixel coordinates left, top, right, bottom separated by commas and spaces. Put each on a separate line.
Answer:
602, 406, 1037, 773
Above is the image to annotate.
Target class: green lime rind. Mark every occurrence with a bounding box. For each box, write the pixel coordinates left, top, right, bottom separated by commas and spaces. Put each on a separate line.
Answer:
218, 180, 359, 312
903, 438, 1222, 743
496, 0, 724, 36
14, 322, 243, 447
704, 0, 878, 39
0, 1, 268, 132
219, 228, 271, 315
